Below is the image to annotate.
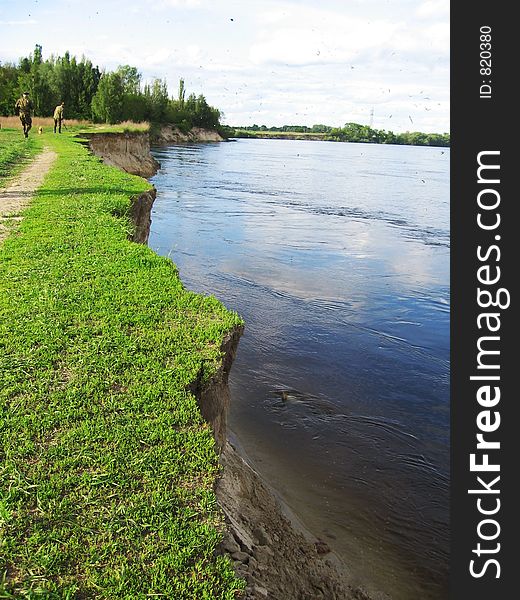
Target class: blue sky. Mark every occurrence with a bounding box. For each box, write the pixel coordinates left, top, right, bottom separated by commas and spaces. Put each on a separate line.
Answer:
0, 0, 449, 132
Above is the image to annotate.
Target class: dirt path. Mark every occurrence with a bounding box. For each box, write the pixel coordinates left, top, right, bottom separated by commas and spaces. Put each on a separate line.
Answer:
0, 148, 57, 243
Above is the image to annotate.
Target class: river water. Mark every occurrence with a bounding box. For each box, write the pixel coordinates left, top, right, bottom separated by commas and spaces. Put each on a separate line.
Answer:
149, 139, 449, 600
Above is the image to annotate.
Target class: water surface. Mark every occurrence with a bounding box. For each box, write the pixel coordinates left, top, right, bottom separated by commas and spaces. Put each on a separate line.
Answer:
149, 139, 449, 599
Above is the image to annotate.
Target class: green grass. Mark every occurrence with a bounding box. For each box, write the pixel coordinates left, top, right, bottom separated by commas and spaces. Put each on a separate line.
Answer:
77, 122, 151, 135
0, 132, 244, 598
0, 129, 43, 186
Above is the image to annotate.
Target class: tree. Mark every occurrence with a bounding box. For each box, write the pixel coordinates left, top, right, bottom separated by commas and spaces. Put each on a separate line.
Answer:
178, 78, 186, 105
0, 62, 20, 115
1, 46, 225, 131
16, 45, 54, 116
76, 58, 102, 119
146, 79, 169, 122
91, 72, 125, 123
116, 65, 147, 122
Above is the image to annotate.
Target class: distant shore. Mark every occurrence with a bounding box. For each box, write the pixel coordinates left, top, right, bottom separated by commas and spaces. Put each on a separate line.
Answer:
230, 127, 450, 147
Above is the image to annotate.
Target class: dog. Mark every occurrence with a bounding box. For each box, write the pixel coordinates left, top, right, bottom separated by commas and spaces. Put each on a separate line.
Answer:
38, 126, 43, 134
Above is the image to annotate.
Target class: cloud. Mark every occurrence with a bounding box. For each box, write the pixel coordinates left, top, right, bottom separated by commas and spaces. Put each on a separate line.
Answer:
0, 20, 37, 26
0, 0, 449, 133
250, 20, 399, 66
145, 0, 203, 8
415, 0, 449, 19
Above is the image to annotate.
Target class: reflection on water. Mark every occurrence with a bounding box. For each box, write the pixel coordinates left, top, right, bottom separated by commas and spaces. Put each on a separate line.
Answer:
149, 139, 449, 600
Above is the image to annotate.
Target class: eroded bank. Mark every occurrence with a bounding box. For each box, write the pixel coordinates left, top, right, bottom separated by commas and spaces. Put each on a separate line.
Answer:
86, 128, 380, 600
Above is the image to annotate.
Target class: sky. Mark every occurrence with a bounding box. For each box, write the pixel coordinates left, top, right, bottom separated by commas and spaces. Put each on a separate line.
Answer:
0, 0, 449, 132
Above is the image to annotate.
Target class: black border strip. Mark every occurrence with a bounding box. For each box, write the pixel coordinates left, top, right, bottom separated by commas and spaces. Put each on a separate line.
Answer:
451, 3, 515, 598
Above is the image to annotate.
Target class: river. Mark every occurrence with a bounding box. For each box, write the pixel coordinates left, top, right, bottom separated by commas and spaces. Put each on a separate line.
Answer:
149, 139, 449, 600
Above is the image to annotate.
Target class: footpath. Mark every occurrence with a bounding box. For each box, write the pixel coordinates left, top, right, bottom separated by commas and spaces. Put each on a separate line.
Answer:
0, 148, 56, 243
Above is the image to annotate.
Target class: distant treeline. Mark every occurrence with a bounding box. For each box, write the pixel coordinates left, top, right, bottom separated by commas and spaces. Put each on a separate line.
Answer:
233, 123, 450, 147
0, 45, 221, 131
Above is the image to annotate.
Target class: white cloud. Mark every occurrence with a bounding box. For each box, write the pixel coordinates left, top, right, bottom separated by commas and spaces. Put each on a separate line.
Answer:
0, 20, 37, 26
415, 0, 449, 19
145, 0, 203, 8
424, 22, 450, 52
250, 16, 400, 66
0, 0, 449, 132
255, 8, 291, 25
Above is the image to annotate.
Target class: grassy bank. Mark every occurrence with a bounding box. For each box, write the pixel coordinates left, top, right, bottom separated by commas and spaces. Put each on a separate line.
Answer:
0, 130, 244, 598
233, 129, 327, 141
78, 121, 151, 135
0, 129, 43, 184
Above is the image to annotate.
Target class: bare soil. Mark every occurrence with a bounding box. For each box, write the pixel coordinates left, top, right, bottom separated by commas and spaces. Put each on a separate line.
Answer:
216, 443, 385, 600
0, 148, 57, 243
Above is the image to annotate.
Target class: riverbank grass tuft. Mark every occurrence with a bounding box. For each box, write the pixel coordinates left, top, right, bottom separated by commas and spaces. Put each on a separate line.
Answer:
0, 131, 244, 598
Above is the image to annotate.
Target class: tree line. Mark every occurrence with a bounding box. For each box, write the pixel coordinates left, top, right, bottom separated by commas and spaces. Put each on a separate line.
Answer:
0, 45, 222, 131
237, 122, 450, 147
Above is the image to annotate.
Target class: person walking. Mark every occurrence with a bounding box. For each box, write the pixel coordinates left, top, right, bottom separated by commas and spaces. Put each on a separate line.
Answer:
14, 92, 33, 138
53, 102, 65, 134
